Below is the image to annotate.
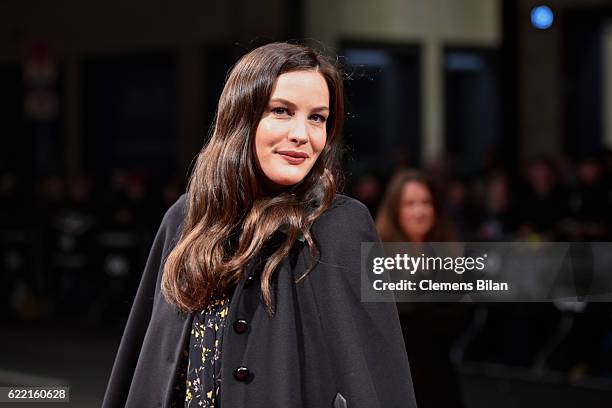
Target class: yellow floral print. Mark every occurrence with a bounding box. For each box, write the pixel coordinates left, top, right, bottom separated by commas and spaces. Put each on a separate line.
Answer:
170, 296, 231, 408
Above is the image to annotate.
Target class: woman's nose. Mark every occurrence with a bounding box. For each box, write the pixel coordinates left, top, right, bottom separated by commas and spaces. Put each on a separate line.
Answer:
288, 118, 308, 145
413, 205, 428, 217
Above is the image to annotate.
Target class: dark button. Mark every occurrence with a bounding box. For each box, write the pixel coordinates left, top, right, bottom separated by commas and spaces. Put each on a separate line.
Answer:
233, 319, 248, 334
233, 366, 250, 382
244, 274, 255, 287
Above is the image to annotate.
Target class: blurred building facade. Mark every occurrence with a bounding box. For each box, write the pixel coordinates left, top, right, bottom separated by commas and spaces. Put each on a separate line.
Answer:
2, 0, 612, 178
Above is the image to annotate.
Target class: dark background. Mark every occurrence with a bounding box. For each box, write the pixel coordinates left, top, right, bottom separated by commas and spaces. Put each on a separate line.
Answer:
2, 0, 612, 406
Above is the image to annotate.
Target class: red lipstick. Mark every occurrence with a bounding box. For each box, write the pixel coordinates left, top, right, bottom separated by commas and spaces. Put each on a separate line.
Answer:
277, 150, 309, 164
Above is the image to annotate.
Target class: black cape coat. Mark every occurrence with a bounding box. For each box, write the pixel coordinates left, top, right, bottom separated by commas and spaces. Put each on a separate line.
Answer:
102, 193, 417, 407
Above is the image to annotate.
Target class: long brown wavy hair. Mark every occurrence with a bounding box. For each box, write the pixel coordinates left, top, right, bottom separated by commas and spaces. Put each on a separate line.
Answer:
376, 169, 456, 242
161, 42, 345, 314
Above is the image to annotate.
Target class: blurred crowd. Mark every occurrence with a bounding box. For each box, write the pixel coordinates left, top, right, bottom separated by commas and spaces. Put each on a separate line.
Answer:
352, 149, 612, 243
0, 169, 184, 323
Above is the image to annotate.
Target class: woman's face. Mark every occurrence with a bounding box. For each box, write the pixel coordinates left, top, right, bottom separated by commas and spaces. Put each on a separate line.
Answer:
399, 181, 435, 242
254, 70, 329, 188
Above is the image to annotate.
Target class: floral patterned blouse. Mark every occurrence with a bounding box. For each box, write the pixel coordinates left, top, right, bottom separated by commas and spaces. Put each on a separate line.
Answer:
171, 296, 231, 408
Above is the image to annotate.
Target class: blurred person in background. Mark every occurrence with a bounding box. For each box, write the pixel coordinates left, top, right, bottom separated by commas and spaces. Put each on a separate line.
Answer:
103, 42, 416, 408
376, 169, 455, 243
376, 169, 468, 408
561, 156, 609, 241
475, 171, 518, 241
351, 172, 383, 214
517, 156, 568, 240
444, 177, 478, 240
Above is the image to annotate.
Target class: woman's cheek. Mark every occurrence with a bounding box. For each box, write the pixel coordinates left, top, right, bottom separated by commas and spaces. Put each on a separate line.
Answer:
314, 129, 327, 153
268, 119, 286, 133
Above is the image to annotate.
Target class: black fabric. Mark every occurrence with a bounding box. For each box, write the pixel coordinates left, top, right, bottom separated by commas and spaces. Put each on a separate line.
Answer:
102, 193, 417, 408
185, 296, 231, 407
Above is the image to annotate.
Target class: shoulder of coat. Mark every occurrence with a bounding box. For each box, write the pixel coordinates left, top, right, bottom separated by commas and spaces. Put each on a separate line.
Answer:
328, 193, 369, 214
169, 193, 188, 218
161, 193, 188, 234
316, 193, 371, 225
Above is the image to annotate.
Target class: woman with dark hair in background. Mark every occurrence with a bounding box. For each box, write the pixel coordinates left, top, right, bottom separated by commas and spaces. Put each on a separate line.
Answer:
376, 169, 468, 408
376, 169, 455, 243
102, 42, 416, 408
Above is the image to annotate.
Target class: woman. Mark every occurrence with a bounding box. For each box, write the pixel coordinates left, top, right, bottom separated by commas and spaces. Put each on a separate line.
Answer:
376, 170, 454, 243
102, 42, 416, 408
376, 170, 467, 408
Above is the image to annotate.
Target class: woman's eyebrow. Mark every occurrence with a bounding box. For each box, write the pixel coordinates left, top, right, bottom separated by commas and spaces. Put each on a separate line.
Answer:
269, 98, 329, 112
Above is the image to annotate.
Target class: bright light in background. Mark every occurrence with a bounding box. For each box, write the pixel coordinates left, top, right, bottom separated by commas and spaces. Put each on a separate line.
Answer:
531, 5, 554, 30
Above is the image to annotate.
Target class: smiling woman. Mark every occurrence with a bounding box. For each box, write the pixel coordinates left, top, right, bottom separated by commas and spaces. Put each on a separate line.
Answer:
255, 70, 330, 188
102, 42, 417, 408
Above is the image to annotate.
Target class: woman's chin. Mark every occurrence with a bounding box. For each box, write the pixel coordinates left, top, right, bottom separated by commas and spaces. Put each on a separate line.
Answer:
258, 175, 301, 193
266, 171, 308, 187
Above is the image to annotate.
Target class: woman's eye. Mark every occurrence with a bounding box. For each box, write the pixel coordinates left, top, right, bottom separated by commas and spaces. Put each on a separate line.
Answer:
310, 114, 327, 123
271, 107, 290, 115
